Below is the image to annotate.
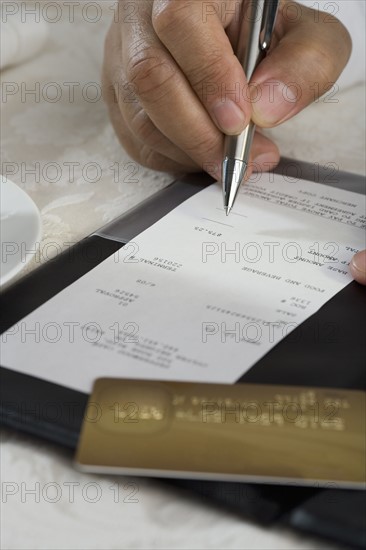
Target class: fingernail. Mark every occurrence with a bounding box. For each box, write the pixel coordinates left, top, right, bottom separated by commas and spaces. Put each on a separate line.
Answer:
350, 251, 366, 276
211, 99, 247, 135
251, 80, 298, 125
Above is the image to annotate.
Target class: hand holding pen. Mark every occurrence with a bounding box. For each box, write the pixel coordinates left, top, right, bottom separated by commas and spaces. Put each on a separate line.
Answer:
103, 0, 351, 177
102, 0, 366, 283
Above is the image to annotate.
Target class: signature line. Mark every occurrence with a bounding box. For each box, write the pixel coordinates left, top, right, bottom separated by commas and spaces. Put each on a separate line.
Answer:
216, 207, 247, 219
201, 217, 234, 228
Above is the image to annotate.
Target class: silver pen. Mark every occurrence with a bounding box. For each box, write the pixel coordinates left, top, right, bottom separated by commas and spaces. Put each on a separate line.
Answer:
222, 0, 279, 215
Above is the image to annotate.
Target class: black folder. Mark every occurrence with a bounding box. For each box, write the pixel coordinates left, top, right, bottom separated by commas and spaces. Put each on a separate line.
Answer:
1, 159, 365, 548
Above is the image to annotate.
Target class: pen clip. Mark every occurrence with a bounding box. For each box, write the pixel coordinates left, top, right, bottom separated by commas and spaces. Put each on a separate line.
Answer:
260, 0, 279, 52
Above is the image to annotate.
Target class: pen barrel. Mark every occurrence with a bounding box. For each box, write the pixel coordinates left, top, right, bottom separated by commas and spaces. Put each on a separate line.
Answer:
222, 0, 279, 209
223, 0, 269, 163
236, 0, 267, 80
224, 122, 256, 161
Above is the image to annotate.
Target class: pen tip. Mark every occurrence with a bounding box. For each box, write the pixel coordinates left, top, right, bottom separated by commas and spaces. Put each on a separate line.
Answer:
222, 158, 247, 214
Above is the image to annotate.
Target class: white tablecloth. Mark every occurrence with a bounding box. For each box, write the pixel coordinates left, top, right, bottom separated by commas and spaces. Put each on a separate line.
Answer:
1, 4, 365, 549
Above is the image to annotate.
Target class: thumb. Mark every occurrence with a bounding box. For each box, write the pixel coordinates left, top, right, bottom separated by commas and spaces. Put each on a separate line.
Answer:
250, 1, 352, 127
350, 250, 366, 285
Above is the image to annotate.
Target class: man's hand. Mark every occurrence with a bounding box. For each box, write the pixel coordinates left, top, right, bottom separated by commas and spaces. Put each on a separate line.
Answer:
102, 0, 366, 284
102, 0, 350, 176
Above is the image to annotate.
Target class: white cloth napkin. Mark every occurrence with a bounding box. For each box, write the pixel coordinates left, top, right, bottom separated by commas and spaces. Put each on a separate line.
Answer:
0, 6, 49, 70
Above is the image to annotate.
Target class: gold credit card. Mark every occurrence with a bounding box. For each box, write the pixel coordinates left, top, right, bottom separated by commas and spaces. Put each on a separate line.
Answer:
75, 378, 365, 488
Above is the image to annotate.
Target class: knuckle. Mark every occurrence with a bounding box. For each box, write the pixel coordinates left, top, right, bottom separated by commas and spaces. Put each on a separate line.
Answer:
126, 43, 176, 102
102, 72, 123, 110
152, 1, 195, 38
185, 130, 221, 158
306, 45, 337, 85
138, 145, 165, 171
189, 52, 232, 93
138, 145, 184, 173
128, 106, 157, 144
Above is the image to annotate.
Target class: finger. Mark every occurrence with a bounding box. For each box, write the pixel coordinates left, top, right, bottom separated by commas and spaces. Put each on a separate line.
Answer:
118, 90, 199, 168
103, 77, 191, 174
350, 250, 366, 285
121, 2, 224, 171
105, 54, 279, 178
250, 0, 352, 127
152, 0, 250, 135
250, 132, 280, 173
102, 18, 199, 171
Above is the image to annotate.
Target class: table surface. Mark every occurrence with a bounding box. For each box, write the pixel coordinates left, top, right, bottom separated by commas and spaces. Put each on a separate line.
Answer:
1, 4, 365, 549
